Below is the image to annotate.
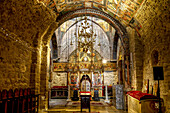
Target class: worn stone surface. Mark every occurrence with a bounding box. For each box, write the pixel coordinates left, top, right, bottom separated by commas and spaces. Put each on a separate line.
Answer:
0, 0, 57, 93
0, 32, 32, 90
127, 27, 144, 91
134, 0, 170, 112
0, 0, 56, 45
0, 0, 169, 112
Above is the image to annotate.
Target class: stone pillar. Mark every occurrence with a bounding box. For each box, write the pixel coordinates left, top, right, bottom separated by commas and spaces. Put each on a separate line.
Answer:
105, 85, 110, 103
126, 56, 130, 85
127, 27, 143, 90
30, 48, 42, 95
40, 45, 50, 110
67, 85, 71, 101
118, 60, 123, 84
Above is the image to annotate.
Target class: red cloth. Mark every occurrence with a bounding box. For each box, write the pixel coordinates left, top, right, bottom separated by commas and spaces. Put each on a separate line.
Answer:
127, 91, 158, 100
79, 91, 91, 94
73, 88, 79, 90
126, 91, 142, 95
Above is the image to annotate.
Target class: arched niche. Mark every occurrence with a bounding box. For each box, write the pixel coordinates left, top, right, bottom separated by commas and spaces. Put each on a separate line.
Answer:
80, 75, 91, 91
151, 50, 159, 66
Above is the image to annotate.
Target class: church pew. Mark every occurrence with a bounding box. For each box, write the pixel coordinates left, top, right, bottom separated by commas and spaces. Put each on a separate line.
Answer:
7, 89, 14, 113
23, 89, 28, 113
31, 91, 39, 113
0, 88, 39, 113
27, 88, 32, 113
1, 89, 8, 113
14, 89, 20, 113
0, 90, 2, 112
19, 89, 24, 113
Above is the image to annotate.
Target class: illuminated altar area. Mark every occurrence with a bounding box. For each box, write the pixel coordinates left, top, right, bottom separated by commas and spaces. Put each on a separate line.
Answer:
52, 58, 116, 99
51, 16, 117, 100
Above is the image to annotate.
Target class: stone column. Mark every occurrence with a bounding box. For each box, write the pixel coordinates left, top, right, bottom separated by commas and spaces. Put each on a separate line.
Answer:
40, 45, 50, 110
127, 26, 143, 90
126, 56, 130, 85
67, 85, 71, 101
30, 47, 42, 95
105, 85, 110, 103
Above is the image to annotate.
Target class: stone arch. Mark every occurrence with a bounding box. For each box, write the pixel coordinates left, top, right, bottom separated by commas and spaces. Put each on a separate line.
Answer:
39, 6, 131, 86
113, 32, 119, 60
42, 8, 129, 54
60, 17, 111, 43
38, 7, 130, 109
55, 8, 129, 53
58, 18, 111, 61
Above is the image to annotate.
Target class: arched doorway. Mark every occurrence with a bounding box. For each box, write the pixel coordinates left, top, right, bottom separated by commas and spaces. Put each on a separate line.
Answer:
80, 75, 91, 91
38, 5, 130, 111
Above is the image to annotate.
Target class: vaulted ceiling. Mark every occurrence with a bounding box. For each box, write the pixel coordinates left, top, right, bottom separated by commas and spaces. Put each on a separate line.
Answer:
45, 0, 144, 61
54, 16, 114, 62
40, 0, 144, 31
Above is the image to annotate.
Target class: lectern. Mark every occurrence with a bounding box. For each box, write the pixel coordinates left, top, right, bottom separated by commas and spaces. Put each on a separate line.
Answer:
153, 66, 164, 113
80, 91, 91, 112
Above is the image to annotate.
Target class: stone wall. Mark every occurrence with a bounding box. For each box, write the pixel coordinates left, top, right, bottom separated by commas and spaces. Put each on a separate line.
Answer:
0, 0, 56, 45
0, 31, 32, 90
0, 0, 56, 92
127, 27, 144, 90
135, 0, 170, 112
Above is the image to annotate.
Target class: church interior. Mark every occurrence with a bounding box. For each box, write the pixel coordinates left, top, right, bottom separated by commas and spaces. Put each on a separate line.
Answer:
0, 0, 169, 113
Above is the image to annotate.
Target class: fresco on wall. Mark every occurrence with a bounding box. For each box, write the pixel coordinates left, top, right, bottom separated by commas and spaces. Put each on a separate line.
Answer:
53, 62, 116, 71
52, 72, 67, 86
70, 72, 79, 85
103, 63, 117, 71
42, 0, 144, 30
96, 19, 110, 32
104, 71, 116, 86
129, 17, 142, 34
92, 72, 103, 87
53, 63, 66, 71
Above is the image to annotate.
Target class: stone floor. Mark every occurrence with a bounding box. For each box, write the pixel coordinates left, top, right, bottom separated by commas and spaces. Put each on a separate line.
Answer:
41, 99, 127, 113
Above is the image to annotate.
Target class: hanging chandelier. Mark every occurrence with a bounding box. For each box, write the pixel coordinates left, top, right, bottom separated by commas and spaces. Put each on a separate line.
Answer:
69, 16, 97, 72
77, 16, 97, 54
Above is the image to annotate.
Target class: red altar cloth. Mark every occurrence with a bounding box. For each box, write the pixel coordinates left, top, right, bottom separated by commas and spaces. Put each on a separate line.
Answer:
127, 91, 158, 101
80, 91, 91, 95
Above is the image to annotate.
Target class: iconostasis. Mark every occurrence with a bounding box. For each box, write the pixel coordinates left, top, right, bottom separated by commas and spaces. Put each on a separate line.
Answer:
69, 72, 79, 86
91, 72, 104, 98
67, 71, 104, 98
92, 72, 103, 87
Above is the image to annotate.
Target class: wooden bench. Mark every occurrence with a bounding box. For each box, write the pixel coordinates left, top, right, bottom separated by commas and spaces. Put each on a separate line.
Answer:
0, 88, 39, 113
1, 89, 8, 113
